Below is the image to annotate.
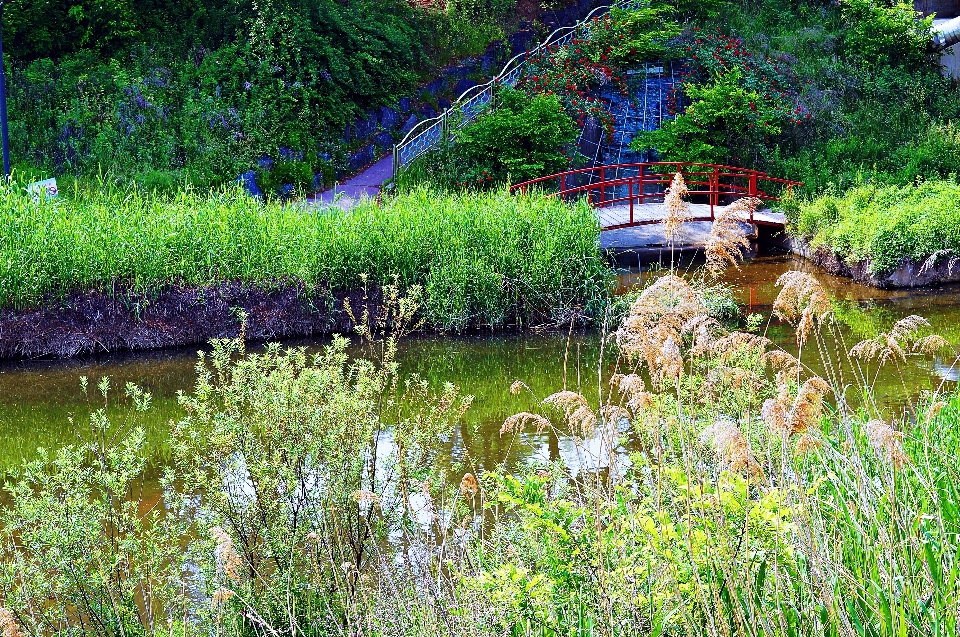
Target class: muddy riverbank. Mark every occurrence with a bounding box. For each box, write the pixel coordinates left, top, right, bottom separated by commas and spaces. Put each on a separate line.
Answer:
0, 283, 381, 359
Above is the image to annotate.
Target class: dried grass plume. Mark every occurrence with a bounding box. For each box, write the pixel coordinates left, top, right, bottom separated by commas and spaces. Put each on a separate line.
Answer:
210, 526, 243, 585
865, 420, 909, 469
705, 198, 759, 275
700, 419, 764, 478
662, 171, 692, 244
501, 412, 551, 435
0, 609, 23, 637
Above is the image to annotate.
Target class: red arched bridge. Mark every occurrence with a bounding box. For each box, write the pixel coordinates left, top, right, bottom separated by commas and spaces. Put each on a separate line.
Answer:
510, 162, 802, 231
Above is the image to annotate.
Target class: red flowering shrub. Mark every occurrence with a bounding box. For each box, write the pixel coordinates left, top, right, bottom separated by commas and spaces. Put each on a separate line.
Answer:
518, 7, 679, 141
635, 28, 808, 166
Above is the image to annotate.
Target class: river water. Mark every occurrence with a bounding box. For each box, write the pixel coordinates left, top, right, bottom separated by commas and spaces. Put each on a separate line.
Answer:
2, 255, 959, 481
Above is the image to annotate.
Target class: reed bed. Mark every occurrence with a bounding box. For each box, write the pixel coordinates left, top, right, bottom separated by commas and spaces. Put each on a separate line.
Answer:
0, 183, 607, 330
4, 269, 960, 636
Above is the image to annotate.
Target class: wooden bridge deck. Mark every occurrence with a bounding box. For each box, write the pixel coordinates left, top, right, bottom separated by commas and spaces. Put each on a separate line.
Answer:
597, 202, 786, 230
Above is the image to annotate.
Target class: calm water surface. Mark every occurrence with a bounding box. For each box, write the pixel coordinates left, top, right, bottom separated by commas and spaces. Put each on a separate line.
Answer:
2, 255, 959, 480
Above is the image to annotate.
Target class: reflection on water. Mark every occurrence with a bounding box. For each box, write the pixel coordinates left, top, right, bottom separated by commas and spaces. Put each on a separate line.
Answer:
1, 255, 959, 483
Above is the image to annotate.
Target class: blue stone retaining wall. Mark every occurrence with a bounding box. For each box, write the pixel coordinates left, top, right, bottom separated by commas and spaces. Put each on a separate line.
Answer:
239, 0, 605, 198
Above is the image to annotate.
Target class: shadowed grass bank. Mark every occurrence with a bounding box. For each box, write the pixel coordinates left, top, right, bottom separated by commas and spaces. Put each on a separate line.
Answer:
0, 185, 609, 356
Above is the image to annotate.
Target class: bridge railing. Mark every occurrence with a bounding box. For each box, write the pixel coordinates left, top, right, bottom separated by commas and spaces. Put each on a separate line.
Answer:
510, 162, 802, 226
392, 0, 649, 178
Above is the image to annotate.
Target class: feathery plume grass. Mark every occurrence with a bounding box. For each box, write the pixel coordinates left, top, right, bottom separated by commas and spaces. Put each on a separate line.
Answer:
612, 373, 645, 396
210, 526, 243, 585
773, 271, 832, 344
794, 433, 822, 457
762, 377, 830, 437
568, 404, 599, 436
611, 373, 656, 412
351, 490, 382, 505
212, 588, 236, 609
600, 404, 631, 424
657, 336, 684, 381
543, 390, 590, 412
459, 473, 479, 498
617, 275, 704, 374
0, 609, 22, 637
683, 315, 723, 356
705, 198, 759, 275
761, 385, 792, 435
925, 400, 948, 424
913, 334, 953, 355
865, 420, 909, 469
710, 331, 771, 362
662, 171, 692, 244
542, 391, 597, 435
700, 419, 763, 478
509, 380, 528, 395
500, 412, 552, 435
762, 350, 801, 383
850, 315, 952, 365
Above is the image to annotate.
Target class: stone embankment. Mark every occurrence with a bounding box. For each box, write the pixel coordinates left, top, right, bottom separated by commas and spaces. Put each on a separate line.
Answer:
790, 239, 960, 288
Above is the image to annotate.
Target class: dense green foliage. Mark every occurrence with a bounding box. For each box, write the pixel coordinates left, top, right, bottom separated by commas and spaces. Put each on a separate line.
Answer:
633, 0, 960, 192
5, 0, 518, 187
396, 89, 581, 189
397, 5, 681, 190
0, 183, 607, 328
791, 180, 960, 274
3, 272, 960, 635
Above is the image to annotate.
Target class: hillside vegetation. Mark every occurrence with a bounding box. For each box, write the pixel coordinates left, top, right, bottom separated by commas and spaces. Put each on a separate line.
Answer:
632, 0, 960, 192
5, 0, 526, 189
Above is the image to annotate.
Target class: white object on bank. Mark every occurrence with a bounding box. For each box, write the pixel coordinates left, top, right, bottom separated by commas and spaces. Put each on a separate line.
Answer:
27, 178, 58, 201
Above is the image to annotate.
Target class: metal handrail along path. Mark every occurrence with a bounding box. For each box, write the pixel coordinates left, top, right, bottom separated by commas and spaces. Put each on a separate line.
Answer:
392, 0, 648, 178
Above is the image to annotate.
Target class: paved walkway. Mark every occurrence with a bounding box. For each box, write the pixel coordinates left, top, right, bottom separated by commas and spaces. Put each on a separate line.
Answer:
309, 155, 393, 210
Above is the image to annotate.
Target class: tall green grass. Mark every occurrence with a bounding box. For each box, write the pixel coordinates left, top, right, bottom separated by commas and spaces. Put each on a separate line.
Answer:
0, 183, 608, 329
789, 180, 960, 275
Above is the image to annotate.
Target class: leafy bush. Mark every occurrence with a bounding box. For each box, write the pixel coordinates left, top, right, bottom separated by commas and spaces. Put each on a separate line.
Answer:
633, 28, 809, 166
840, 0, 933, 70
793, 180, 960, 274
171, 312, 473, 631
634, 0, 960, 194
4, 0, 519, 185
457, 88, 581, 186
0, 381, 189, 634
395, 90, 580, 190
0, 182, 608, 329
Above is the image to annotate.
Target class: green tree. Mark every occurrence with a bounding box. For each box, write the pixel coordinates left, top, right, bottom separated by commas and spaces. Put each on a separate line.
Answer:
455, 88, 580, 187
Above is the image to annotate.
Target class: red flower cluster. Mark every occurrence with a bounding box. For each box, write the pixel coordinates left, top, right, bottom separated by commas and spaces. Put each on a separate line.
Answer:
674, 29, 810, 132
518, 14, 642, 150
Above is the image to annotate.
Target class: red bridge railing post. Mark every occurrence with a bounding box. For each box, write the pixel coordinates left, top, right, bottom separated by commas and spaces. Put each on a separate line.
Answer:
710, 166, 719, 219
599, 166, 605, 207
629, 179, 634, 225
638, 169, 645, 204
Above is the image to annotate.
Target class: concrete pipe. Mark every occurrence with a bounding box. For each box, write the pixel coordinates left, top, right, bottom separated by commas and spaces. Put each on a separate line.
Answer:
933, 16, 960, 50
